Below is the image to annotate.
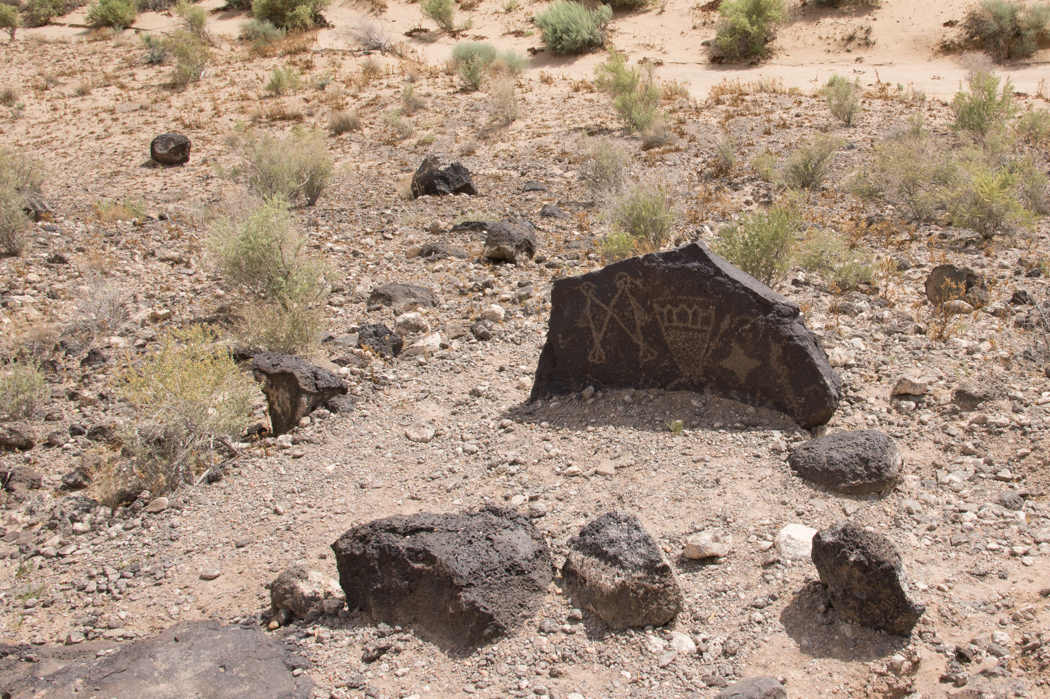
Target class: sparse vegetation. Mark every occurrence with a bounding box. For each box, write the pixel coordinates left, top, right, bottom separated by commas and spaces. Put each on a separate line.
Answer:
953, 69, 1016, 135
329, 109, 360, 134
797, 228, 875, 291
0, 148, 44, 257
713, 134, 736, 174
488, 76, 519, 124
382, 110, 414, 140
715, 205, 801, 287
169, 30, 211, 86
609, 182, 676, 253
822, 74, 862, 126
751, 149, 777, 182
401, 84, 424, 114
175, 0, 211, 44
421, 0, 456, 31
451, 41, 528, 91
947, 160, 1035, 238
578, 136, 628, 194
0, 3, 22, 39
854, 130, 958, 222
535, 0, 611, 55
593, 48, 663, 132
240, 18, 285, 49
234, 127, 333, 206
961, 0, 1050, 61
715, 0, 787, 61
349, 17, 393, 51
86, 0, 138, 29
252, 0, 328, 30
783, 135, 842, 189
0, 360, 47, 421
69, 279, 131, 346
117, 325, 257, 494
142, 32, 170, 64
265, 65, 302, 95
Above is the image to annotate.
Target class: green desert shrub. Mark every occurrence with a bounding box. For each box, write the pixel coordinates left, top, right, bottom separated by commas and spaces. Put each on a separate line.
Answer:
86, 0, 137, 29
601, 231, 636, 261
797, 228, 874, 290
716, 0, 787, 60
578, 136, 628, 194
593, 48, 663, 132
822, 73, 862, 126
953, 70, 1016, 135
0, 4, 22, 39
0, 360, 48, 421
240, 18, 285, 45
234, 127, 332, 206
947, 161, 1035, 238
1015, 108, 1050, 144
962, 0, 1050, 61
23, 0, 67, 27
421, 0, 455, 31
117, 325, 257, 493
451, 42, 527, 90
783, 135, 842, 189
535, 0, 611, 55
609, 182, 675, 251
265, 65, 301, 95
252, 0, 328, 30
175, 0, 210, 43
854, 132, 958, 222
715, 205, 800, 287
169, 30, 210, 86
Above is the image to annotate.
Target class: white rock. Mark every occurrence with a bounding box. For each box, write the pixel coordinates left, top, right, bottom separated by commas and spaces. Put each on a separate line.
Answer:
684, 530, 732, 560
403, 332, 443, 357
405, 423, 437, 443
595, 460, 616, 477
775, 523, 817, 560
143, 497, 168, 514
669, 631, 696, 654
395, 312, 429, 336
892, 376, 928, 397
480, 304, 505, 324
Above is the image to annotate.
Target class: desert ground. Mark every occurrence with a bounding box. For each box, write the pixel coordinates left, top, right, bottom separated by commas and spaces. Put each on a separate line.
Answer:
1, 0, 1049, 697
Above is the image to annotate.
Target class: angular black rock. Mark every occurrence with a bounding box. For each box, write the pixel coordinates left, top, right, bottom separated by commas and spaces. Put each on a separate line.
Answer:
925, 264, 986, 307
331, 507, 552, 649
788, 430, 902, 496
811, 521, 925, 636
410, 156, 477, 197
366, 282, 439, 314
357, 323, 404, 358
252, 353, 346, 436
0, 620, 313, 699
150, 133, 192, 166
561, 511, 682, 630
716, 676, 788, 699
483, 220, 537, 263
419, 241, 469, 260
531, 242, 841, 428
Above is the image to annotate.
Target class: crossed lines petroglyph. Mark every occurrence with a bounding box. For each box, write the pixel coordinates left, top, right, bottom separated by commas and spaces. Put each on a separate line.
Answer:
578, 273, 658, 365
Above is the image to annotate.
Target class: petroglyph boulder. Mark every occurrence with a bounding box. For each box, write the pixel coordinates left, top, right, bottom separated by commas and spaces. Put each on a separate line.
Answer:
530, 242, 841, 428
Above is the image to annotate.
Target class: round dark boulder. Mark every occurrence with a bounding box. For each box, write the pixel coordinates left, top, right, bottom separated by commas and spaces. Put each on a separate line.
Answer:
788, 430, 901, 496
150, 133, 192, 166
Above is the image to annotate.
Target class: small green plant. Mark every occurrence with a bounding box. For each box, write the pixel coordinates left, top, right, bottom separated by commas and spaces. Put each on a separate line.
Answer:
329, 109, 360, 135
142, 33, 170, 64
240, 18, 285, 48
716, 0, 787, 60
797, 228, 874, 291
458, 55, 487, 91
953, 70, 1016, 136
0, 4, 22, 39
783, 135, 842, 190
947, 162, 1035, 238
666, 419, 685, 435
382, 110, 414, 140
451, 42, 527, 90
962, 0, 1050, 61
594, 48, 663, 132
713, 134, 736, 174
234, 127, 333, 206
535, 0, 611, 55
0, 361, 48, 421
401, 83, 424, 114
176, 0, 211, 44
602, 230, 636, 261
715, 205, 800, 287
578, 136, 628, 194
118, 325, 257, 493
610, 182, 676, 251
822, 73, 862, 126
252, 0, 328, 30
421, 0, 455, 31
86, 0, 138, 29
751, 149, 776, 181
1015, 108, 1050, 144
265, 66, 301, 95
170, 30, 210, 86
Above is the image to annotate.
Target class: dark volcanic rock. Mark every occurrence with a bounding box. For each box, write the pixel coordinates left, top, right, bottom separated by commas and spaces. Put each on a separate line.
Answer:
811, 521, 925, 636
540, 203, 569, 219
0, 620, 313, 699
367, 282, 439, 314
953, 381, 999, 411
788, 430, 902, 496
925, 264, 987, 307
561, 511, 682, 630
483, 220, 537, 263
357, 323, 404, 358
410, 156, 477, 197
252, 353, 346, 436
419, 241, 469, 260
150, 133, 192, 166
1, 465, 42, 494
716, 676, 788, 699
331, 507, 552, 649
0, 423, 35, 452
531, 242, 841, 428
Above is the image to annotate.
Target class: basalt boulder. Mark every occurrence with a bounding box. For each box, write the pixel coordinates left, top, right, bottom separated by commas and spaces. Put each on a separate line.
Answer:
252, 353, 346, 436
410, 156, 477, 197
366, 282, 439, 314
788, 430, 902, 496
531, 242, 841, 428
150, 133, 192, 166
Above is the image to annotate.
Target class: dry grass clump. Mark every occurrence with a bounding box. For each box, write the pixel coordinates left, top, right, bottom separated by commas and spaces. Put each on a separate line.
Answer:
231, 127, 332, 206
348, 15, 393, 51
0, 148, 44, 256
329, 109, 360, 135
117, 325, 256, 495
577, 136, 628, 195
68, 279, 131, 346
0, 360, 48, 421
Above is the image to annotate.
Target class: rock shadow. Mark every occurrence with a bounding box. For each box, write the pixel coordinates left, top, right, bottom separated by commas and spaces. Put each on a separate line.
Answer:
779, 581, 909, 663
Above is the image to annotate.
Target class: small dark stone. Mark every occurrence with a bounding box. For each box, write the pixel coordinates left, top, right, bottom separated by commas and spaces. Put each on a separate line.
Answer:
540, 204, 570, 219
150, 133, 192, 166
925, 264, 987, 307
811, 521, 925, 636
716, 676, 787, 699
1010, 290, 1036, 306
46, 252, 70, 265
1, 465, 42, 492
331, 507, 552, 649
788, 430, 902, 496
68, 423, 87, 437
953, 381, 999, 412
61, 469, 92, 490
522, 181, 547, 192
419, 242, 469, 261
325, 394, 357, 414
999, 491, 1025, 511
561, 511, 683, 630
357, 323, 404, 358
410, 156, 476, 198
482, 220, 537, 264
0, 423, 35, 452
252, 353, 347, 436
80, 347, 108, 368
366, 283, 439, 314
470, 321, 493, 341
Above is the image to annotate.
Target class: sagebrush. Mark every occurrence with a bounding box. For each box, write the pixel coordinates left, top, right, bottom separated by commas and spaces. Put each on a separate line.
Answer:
253, 0, 328, 30
715, 205, 800, 287
86, 0, 137, 29
716, 0, 787, 60
233, 127, 332, 206
962, 0, 1050, 61
594, 48, 663, 132
0, 361, 47, 421
535, 1, 610, 55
